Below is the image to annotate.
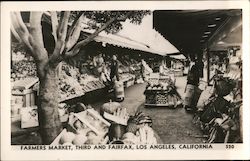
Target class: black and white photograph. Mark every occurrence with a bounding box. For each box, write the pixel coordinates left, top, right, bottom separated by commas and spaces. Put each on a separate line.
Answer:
1, 1, 250, 160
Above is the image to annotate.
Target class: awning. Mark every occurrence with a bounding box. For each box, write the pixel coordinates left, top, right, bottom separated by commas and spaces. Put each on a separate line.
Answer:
153, 10, 242, 57
82, 14, 179, 56
93, 33, 161, 55
169, 54, 186, 60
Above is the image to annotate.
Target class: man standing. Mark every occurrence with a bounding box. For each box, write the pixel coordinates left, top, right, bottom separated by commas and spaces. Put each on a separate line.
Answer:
184, 59, 203, 112
110, 55, 120, 81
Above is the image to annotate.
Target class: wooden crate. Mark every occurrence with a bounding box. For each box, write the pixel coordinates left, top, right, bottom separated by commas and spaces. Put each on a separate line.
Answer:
12, 77, 38, 107
20, 106, 39, 129
12, 89, 36, 107
68, 109, 110, 136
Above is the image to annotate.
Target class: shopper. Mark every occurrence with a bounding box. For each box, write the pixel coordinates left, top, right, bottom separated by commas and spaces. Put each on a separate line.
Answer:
140, 59, 146, 81
110, 55, 120, 81
100, 63, 112, 86
93, 52, 104, 76
184, 59, 202, 112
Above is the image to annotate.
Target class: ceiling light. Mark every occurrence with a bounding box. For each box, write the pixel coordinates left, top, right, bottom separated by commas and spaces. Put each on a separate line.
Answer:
204, 31, 211, 34
208, 24, 216, 28
215, 17, 221, 21
202, 35, 208, 38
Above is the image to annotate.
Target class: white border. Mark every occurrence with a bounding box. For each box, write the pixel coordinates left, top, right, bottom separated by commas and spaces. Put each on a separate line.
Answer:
1, 1, 250, 160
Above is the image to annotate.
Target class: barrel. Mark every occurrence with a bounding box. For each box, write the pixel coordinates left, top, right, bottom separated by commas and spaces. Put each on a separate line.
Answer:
114, 81, 125, 102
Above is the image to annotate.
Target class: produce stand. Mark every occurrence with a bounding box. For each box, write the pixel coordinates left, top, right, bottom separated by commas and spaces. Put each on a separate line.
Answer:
144, 73, 182, 107
50, 102, 162, 145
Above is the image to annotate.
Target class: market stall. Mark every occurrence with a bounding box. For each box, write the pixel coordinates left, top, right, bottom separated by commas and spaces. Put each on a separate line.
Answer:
144, 73, 182, 107
51, 101, 161, 145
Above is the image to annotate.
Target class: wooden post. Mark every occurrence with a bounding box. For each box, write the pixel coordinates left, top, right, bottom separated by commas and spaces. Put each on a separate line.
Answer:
207, 47, 210, 86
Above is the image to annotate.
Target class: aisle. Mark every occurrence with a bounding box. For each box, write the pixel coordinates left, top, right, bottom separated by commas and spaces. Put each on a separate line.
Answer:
135, 77, 206, 144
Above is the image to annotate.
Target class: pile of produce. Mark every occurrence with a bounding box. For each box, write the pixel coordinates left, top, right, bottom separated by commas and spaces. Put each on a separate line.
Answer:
53, 108, 110, 145
144, 80, 182, 107
122, 125, 157, 144
120, 111, 157, 144
53, 101, 159, 145
59, 62, 105, 101
59, 75, 85, 101
101, 101, 158, 144
11, 60, 37, 82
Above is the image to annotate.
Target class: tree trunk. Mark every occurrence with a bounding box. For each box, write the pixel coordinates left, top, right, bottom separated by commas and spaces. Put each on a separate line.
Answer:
37, 65, 62, 144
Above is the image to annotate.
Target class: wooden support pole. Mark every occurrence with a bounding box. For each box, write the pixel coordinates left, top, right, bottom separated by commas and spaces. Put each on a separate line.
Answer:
207, 47, 211, 86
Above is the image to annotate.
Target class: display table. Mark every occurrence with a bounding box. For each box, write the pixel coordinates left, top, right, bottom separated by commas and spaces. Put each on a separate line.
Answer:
144, 88, 178, 107
144, 73, 182, 107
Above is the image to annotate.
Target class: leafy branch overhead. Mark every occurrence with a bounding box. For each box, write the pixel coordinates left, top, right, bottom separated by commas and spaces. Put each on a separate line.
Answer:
11, 10, 151, 75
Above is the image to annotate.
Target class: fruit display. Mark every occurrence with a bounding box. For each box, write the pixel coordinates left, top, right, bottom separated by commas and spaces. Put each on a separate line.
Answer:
59, 75, 85, 101
120, 73, 135, 82
103, 107, 129, 126
52, 108, 111, 145
106, 111, 157, 144
69, 109, 110, 136
11, 61, 37, 82
144, 77, 182, 107
52, 103, 159, 145
59, 62, 105, 102
101, 100, 122, 115
11, 51, 37, 82
121, 125, 157, 144
126, 111, 153, 134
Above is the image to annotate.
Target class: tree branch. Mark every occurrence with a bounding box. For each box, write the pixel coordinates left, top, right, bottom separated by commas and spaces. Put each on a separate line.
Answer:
29, 12, 45, 50
50, 11, 58, 42
48, 11, 70, 65
64, 11, 132, 58
10, 12, 33, 52
57, 11, 70, 41
10, 23, 22, 42
65, 14, 84, 51
64, 18, 115, 58
66, 11, 84, 42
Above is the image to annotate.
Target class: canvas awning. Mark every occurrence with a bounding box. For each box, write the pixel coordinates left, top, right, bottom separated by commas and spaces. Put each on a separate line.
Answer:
153, 10, 242, 57
169, 54, 186, 60
82, 14, 179, 56
82, 30, 162, 55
